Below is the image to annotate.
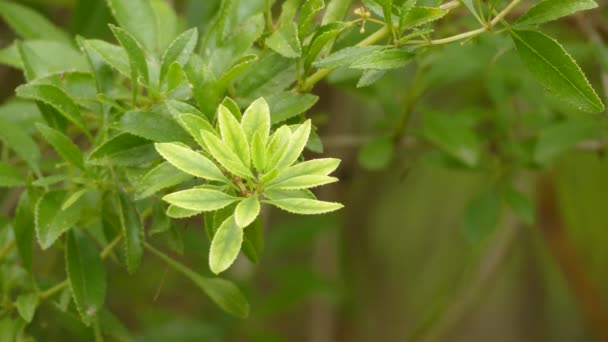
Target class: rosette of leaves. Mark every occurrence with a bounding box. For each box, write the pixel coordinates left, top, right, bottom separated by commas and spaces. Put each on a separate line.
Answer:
155, 98, 343, 274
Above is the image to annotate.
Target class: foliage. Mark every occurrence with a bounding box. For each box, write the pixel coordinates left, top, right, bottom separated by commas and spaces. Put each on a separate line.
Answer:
0, 0, 605, 339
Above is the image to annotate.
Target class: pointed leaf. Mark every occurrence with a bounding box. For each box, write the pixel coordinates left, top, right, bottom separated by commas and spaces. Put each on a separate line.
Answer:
421, 112, 480, 167
268, 198, 343, 215
314, 46, 384, 69
0, 2, 69, 43
136, 162, 192, 200
267, 175, 338, 190
83, 39, 130, 78
0, 117, 39, 173
166, 205, 202, 219
218, 105, 250, 167
155, 143, 227, 182
160, 28, 198, 82
116, 192, 144, 274
177, 113, 215, 150
265, 126, 292, 171
300, 0, 325, 36
35, 191, 82, 249
251, 131, 267, 173
163, 189, 238, 211
15, 293, 39, 323
241, 97, 271, 144
270, 158, 340, 186
66, 231, 106, 325
463, 190, 501, 242
107, 0, 157, 51
209, 215, 243, 274
14, 191, 35, 272
267, 92, 319, 124
511, 30, 604, 113
235, 196, 260, 228
276, 120, 312, 169
304, 22, 344, 70
202, 130, 254, 179
349, 47, 414, 70
459, 0, 484, 26
266, 22, 302, 58
36, 123, 84, 170
110, 25, 149, 84
400, 6, 448, 30
119, 111, 192, 144
515, 0, 598, 27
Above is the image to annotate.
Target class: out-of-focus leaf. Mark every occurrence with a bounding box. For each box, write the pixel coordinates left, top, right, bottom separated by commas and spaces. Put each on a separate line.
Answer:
15, 293, 39, 323
0, 162, 24, 187
534, 119, 600, 165
16, 40, 89, 80
36, 123, 85, 170
421, 111, 480, 167
304, 22, 345, 70
300, 0, 325, 37
160, 28, 198, 82
0, 1, 70, 43
348, 47, 414, 70
110, 25, 150, 86
511, 30, 604, 113
515, 0, 598, 27
35, 190, 82, 249
463, 190, 501, 242
357, 136, 394, 171
83, 39, 130, 78
357, 69, 387, 88
107, 0, 157, 51
0, 117, 40, 173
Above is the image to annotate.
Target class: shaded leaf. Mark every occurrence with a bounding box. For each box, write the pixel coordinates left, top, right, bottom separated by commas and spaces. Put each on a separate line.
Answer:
36, 123, 84, 170
0, 2, 69, 43
15, 293, 39, 323
119, 111, 192, 144
35, 190, 82, 249
421, 111, 480, 167
463, 190, 501, 242
137, 161, 191, 199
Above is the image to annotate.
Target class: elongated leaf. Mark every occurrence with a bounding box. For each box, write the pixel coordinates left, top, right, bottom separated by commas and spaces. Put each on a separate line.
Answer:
0, 162, 24, 187
160, 28, 198, 82
511, 30, 604, 113
267, 92, 319, 124
241, 97, 271, 144
36, 190, 82, 249
106, 0, 157, 51
265, 126, 292, 171
16, 84, 89, 137
421, 112, 480, 167
267, 175, 338, 190
119, 111, 192, 144
463, 190, 501, 242
349, 47, 414, 70
534, 119, 599, 165
221, 97, 242, 120
66, 230, 106, 325
155, 143, 227, 182
270, 158, 340, 186
166, 205, 202, 219
36, 123, 84, 170
117, 192, 144, 274
110, 24, 149, 98
15, 293, 39, 323
235, 196, 260, 228
275, 120, 312, 169
217, 55, 258, 89
515, 0, 598, 27
300, 0, 325, 36
263, 188, 316, 201
177, 113, 215, 149
145, 242, 249, 317
304, 23, 345, 70
218, 105, 250, 167
357, 69, 387, 88
14, 191, 35, 271
163, 189, 238, 211
0, 117, 39, 173
267, 22, 302, 58
251, 131, 267, 173
459, 0, 484, 26
136, 162, 192, 199
209, 215, 243, 274
202, 131, 254, 179
83, 39, 130, 77
268, 198, 343, 215
314, 46, 384, 69
400, 6, 448, 30
358, 136, 395, 170
0, 2, 69, 43
242, 216, 264, 263
16, 40, 89, 80
504, 188, 535, 225
88, 133, 156, 167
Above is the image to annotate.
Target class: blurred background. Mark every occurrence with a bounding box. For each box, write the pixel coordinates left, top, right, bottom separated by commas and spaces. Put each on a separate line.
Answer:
1, 0, 608, 341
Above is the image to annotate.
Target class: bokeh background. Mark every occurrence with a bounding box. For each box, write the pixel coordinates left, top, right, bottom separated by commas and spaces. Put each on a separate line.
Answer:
1, 0, 608, 341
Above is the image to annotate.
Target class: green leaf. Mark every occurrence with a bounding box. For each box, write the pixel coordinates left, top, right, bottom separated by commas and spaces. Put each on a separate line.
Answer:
349, 47, 414, 70
217, 55, 259, 89
145, 242, 250, 318
119, 111, 192, 144
504, 188, 535, 226
221, 96, 243, 121
177, 113, 215, 150
421, 112, 480, 167
14, 191, 35, 272
117, 192, 144, 274
136, 162, 192, 200
160, 28, 199, 83
83, 39, 130, 78
515, 0, 598, 27
357, 69, 387, 88
155, 143, 228, 182
242, 216, 264, 264
150, 0, 179, 52
358, 137, 394, 170
459, 0, 484, 26
0, 2, 69, 43
268, 198, 343, 215
235, 196, 260, 228
263, 188, 316, 201
61, 189, 89, 211
400, 6, 448, 31
534, 119, 599, 165
265, 126, 292, 172
110, 24, 150, 101
300, 0, 325, 37
0, 117, 40, 173
36, 190, 82, 249
241, 97, 271, 145
0, 162, 24, 187
202, 130, 254, 179
374, 0, 394, 38
106, 0, 157, 52
66, 230, 106, 325
16, 40, 89, 80
267, 175, 338, 190
36, 123, 85, 170
251, 131, 267, 173
463, 190, 501, 242
88, 134, 156, 167
267, 92, 319, 124
15, 293, 39, 323
314, 46, 384, 69
209, 215, 243, 274
218, 105, 251, 167
304, 22, 345, 70
166, 205, 202, 219
275, 120, 312, 169
266, 22, 302, 58
511, 30, 604, 113
269, 158, 340, 186
16, 83, 90, 137
163, 189, 238, 211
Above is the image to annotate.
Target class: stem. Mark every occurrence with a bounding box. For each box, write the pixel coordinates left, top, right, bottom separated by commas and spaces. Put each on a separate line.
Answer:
100, 234, 124, 260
